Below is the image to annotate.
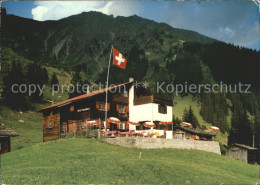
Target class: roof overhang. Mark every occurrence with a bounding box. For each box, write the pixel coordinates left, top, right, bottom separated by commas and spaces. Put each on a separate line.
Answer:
175, 126, 216, 137
233, 143, 258, 150
37, 81, 133, 112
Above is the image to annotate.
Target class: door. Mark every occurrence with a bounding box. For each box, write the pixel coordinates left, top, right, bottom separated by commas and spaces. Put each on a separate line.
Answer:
110, 123, 118, 131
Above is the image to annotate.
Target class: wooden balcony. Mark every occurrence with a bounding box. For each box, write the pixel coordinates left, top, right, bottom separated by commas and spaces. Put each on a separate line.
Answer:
134, 96, 173, 106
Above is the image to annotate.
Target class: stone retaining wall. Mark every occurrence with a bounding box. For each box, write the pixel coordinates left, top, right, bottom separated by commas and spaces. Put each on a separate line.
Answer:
105, 137, 221, 154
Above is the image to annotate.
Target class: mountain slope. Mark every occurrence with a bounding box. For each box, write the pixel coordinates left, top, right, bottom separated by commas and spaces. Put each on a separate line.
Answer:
2, 138, 258, 184
2, 12, 258, 87
2, 12, 216, 80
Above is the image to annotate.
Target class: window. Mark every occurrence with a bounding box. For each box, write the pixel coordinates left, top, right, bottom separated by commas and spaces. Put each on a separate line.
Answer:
96, 101, 110, 111
91, 125, 97, 129
119, 105, 125, 113
100, 121, 105, 129
99, 102, 106, 111
120, 123, 125, 130
117, 104, 126, 113
158, 104, 167, 114
47, 120, 53, 129
123, 90, 128, 97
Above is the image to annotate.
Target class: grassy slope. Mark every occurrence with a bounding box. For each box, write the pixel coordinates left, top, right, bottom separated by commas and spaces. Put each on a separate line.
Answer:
0, 106, 43, 150
0, 67, 71, 151
0, 72, 71, 151
2, 138, 258, 184
42, 66, 72, 104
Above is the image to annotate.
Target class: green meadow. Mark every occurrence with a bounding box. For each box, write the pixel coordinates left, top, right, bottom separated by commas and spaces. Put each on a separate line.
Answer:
0, 106, 43, 150
1, 138, 258, 184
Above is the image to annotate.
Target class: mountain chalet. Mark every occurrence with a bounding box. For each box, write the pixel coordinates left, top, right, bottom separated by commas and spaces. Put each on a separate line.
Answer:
38, 78, 173, 142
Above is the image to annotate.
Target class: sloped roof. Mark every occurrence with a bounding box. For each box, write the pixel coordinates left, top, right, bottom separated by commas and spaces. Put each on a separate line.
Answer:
38, 81, 133, 111
0, 124, 19, 137
175, 126, 216, 137
233, 143, 257, 150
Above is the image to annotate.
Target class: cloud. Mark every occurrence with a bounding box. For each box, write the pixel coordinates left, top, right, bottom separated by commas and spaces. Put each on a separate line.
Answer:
31, 1, 142, 21
219, 27, 235, 38
160, 1, 260, 49
231, 21, 260, 48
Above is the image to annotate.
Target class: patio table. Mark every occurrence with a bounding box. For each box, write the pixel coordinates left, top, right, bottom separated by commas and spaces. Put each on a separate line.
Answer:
118, 131, 130, 137
133, 132, 143, 137
107, 131, 118, 136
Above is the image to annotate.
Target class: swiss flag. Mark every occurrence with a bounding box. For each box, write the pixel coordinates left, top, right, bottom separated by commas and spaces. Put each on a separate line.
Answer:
113, 47, 127, 69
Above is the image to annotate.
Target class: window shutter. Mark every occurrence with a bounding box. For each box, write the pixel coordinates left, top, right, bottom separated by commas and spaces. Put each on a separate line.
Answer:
116, 104, 119, 111
52, 121, 55, 128
107, 103, 110, 111
70, 106, 74, 112
69, 124, 73, 132
62, 123, 67, 132
117, 123, 120, 129
125, 106, 129, 113
96, 101, 99, 109
125, 122, 129, 130
46, 121, 49, 128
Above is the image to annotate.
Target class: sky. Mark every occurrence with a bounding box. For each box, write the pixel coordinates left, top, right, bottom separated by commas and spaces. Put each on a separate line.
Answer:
2, 1, 260, 50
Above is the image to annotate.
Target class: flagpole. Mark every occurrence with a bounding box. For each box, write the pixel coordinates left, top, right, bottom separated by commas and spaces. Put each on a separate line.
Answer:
105, 46, 113, 131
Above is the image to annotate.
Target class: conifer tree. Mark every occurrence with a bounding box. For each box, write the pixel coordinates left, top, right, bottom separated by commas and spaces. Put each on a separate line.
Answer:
182, 106, 199, 128
188, 106, 200, 128
173, 115, 182, 126
182, 108, 189, 122
200, 92, 228, 132
42, 67, 49, 85
50, 73, 59, 91
3, 62, 28, 110
25, 62, 45, 101
69, 72, 90, 98
228, 99, 253, 146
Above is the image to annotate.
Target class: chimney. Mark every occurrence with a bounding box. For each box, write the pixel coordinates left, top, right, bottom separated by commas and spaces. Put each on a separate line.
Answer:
129, 77, 134, 122
87, 85, 90, 94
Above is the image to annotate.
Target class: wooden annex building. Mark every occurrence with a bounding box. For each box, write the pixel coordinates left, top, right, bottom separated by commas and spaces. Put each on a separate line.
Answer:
226, 143, 258, 164
173, 126, 215, 141
0, 123, 19, 154
38, 79, 174, 142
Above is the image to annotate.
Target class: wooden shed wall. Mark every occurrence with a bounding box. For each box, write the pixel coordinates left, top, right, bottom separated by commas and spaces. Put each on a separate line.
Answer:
43, 111, 60, 142
226, 146, 248, 163
0, 136, 10, 154
173, 129, 194, 140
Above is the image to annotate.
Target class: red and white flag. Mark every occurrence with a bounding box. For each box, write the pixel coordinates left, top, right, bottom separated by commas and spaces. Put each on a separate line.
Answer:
113, 47, 127, 69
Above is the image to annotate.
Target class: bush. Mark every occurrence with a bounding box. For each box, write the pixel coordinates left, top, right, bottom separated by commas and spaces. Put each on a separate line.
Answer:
201, 125, 207, 130
219, 142, 227, 155
86, 130, 99, 138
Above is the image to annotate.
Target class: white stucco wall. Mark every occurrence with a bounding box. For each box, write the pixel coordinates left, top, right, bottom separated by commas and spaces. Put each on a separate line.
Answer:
128, 83, 173, 127
130, 103, 172, 122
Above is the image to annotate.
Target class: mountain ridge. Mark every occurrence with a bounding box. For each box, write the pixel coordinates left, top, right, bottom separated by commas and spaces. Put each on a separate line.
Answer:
2, 11, 217, 74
